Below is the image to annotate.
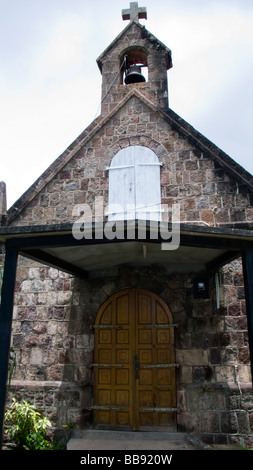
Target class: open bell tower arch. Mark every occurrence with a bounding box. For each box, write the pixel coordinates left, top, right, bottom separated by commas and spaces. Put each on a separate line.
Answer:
96, 2, 173, 115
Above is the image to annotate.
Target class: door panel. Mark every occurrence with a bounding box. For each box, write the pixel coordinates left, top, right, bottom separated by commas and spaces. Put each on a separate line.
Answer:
93, 288, 176, 431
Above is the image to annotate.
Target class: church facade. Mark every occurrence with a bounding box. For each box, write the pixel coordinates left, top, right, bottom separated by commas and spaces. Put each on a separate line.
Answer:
1, 4, 253, 446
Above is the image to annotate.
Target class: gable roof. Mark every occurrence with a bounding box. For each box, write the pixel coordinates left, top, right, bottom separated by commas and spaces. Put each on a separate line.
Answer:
164, 107, 253, 191
96, 21, 173, 72
3, 87, 253, 226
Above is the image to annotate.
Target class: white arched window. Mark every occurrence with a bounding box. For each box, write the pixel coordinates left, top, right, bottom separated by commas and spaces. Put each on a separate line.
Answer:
107, 146, 162, 221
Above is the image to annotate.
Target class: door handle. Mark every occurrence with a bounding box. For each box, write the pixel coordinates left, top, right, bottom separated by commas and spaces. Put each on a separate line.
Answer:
135, 355, 140, 379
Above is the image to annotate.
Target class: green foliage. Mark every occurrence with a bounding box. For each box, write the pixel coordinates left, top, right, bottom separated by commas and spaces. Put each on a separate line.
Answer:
7, 348, 16, 393
4, 398, 55, 450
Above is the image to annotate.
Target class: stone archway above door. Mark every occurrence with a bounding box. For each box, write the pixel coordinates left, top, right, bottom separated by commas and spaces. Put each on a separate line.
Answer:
93, 288, 177, 431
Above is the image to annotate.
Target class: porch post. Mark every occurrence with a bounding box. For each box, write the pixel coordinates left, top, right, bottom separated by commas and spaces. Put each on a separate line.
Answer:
0, 245, 18, 449
242, 248, 253, 386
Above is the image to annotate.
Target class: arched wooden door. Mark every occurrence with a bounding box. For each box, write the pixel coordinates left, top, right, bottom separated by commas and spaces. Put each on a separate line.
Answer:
93, 288, 177, 431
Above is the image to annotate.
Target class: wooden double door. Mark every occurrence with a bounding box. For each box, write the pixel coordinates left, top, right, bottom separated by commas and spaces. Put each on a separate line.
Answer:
93, 288, 177, 431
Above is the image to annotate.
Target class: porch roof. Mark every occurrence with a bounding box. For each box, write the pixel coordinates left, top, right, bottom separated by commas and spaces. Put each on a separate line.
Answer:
1, 221, 253, 276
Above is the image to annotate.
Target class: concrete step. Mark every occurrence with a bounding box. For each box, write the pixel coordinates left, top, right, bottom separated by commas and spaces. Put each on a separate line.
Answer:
67, 430, 197, 450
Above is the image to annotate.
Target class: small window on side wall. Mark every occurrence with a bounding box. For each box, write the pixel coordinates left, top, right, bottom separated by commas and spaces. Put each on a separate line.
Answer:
107, 145, 162, 221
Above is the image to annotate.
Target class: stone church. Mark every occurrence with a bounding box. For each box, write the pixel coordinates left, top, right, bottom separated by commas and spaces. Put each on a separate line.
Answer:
1, 3, 253, 446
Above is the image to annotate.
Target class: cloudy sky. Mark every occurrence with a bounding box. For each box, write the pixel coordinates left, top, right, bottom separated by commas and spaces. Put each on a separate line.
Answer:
1, 0, 253, 208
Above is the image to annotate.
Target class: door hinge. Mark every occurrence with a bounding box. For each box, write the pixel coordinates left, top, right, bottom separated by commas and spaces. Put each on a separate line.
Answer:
106, 165, 134, 170
142, 363, 179, 369
91, 325, 123, 329
138, 407, 178, 412
91, 364, 125, 368
91, 406, 127, 411
140, 324, 178, 328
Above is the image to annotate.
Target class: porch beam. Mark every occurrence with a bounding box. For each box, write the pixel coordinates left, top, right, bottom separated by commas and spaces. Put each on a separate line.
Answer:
242, 248, 253, 386
20, 248, 89, 279
0, 245, 18, 448
206, 250, 241, 273
3, 230, 247, 251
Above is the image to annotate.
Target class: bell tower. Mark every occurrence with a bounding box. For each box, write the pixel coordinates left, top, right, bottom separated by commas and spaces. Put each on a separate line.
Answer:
97, 2, 173, 115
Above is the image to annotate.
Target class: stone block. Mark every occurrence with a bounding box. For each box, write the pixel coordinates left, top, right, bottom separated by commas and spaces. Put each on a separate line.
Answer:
176, 349, 208, 366
31, 348, 43, 365
56, 291, 73, 305
200, 210, 215, 225
202, 411, 220, 433
238, 347, 250, 364
249, 412, 253, 431
26, 335, 39, 348
21, 280, 32, 293
186, 391, 200, 411
241, 389, 253, 410
76, 334, 90, 349
192, 367, 205, 383
48, 365, 62, 381
210, 348, 221, 364
12, 334, 25, 348
225, 316, 248, 331
220, 411, 237, 434
76, 366, 90, 382
237, 411, 250, 434
221, 347, 238, 364
213, 392, 226, 410
179, 412, 201, 433
228, 302, 241, 316
32, 322, 47, 334
216, 366, 235, 383
44, 349, 58, 365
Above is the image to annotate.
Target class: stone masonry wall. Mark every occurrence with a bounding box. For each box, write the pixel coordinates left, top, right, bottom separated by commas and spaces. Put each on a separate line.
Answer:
9, 96, 253, 229
176, 258, 253, 445
7, 255, 94, 433
6, 254, 253, 445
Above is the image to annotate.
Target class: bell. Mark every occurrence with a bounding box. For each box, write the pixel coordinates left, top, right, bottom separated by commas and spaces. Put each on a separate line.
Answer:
125, 65, 146, 84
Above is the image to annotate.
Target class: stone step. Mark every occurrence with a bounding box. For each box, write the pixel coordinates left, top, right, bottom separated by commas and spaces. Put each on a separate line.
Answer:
67, 430, 196, 450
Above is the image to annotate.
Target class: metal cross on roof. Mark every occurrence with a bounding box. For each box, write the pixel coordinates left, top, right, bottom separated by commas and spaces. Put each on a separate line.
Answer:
122, 2, 147, 23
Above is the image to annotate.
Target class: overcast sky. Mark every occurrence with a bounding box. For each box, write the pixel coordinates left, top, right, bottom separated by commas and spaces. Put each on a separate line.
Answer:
1, 0, 253, 208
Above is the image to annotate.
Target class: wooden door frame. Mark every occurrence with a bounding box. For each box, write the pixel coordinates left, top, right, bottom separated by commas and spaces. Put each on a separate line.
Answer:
92, 288, 177, 431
